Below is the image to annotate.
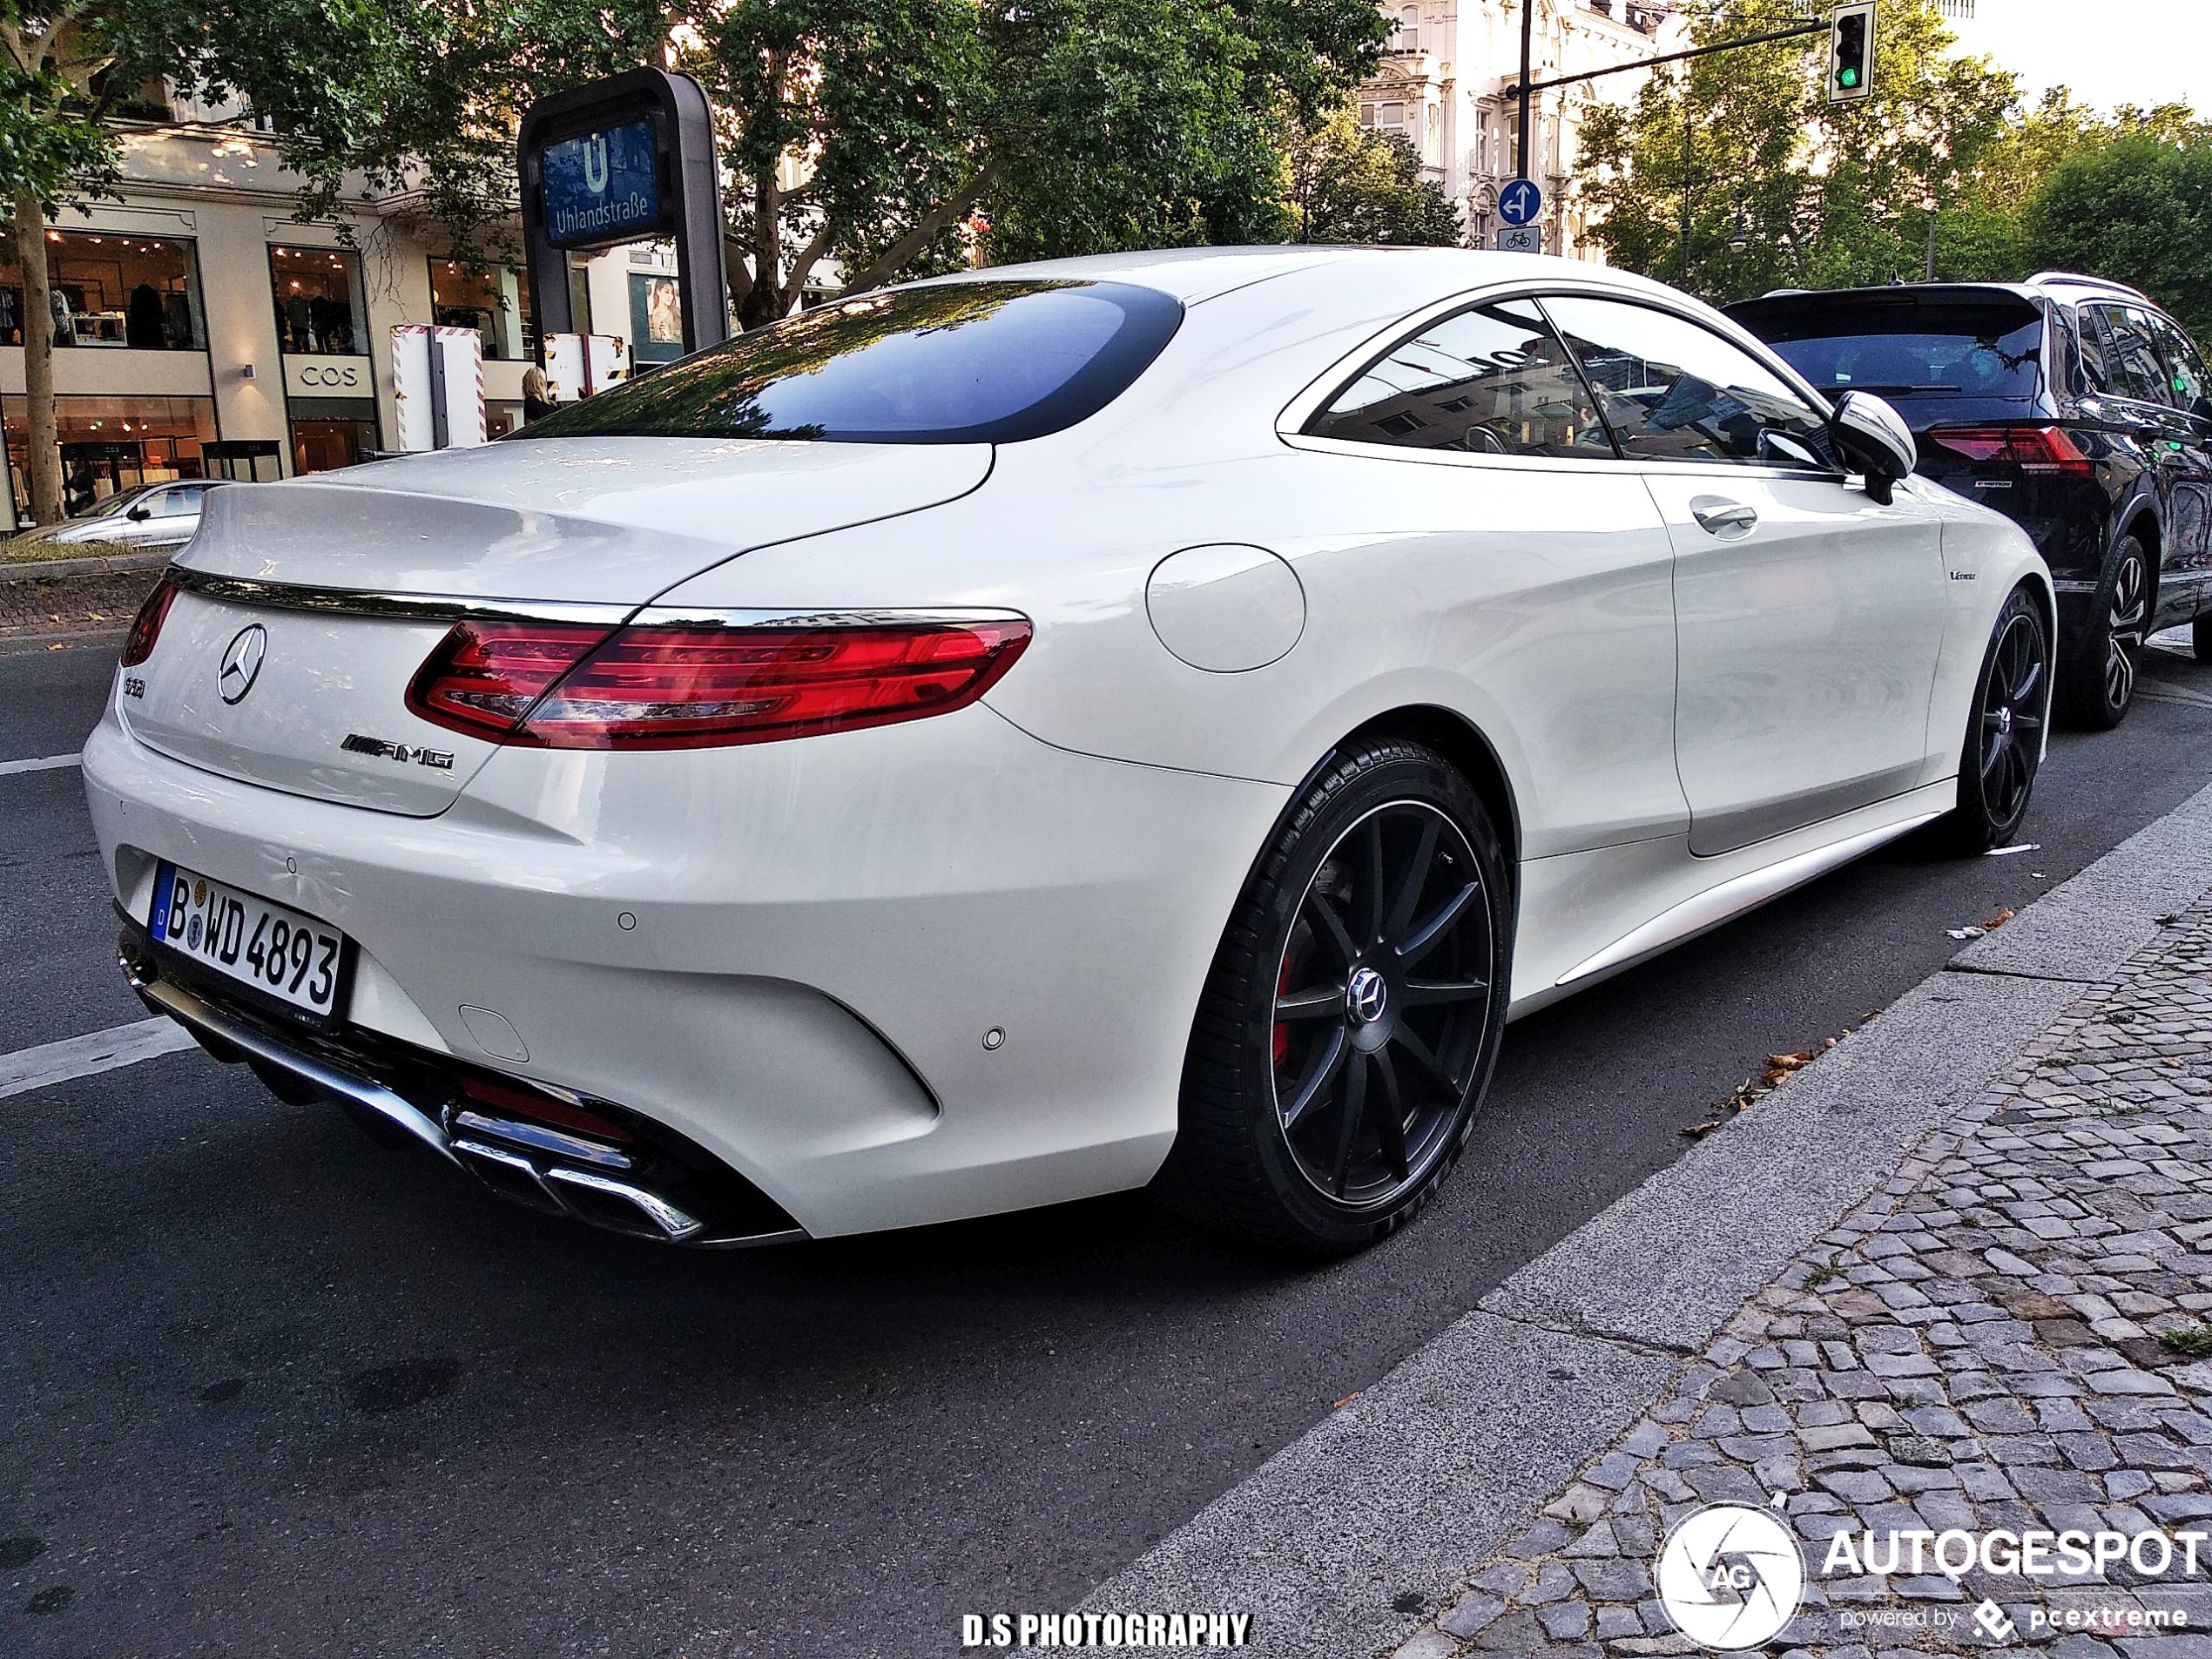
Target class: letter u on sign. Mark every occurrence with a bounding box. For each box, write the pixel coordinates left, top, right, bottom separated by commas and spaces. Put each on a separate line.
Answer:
582, 135, 609, 194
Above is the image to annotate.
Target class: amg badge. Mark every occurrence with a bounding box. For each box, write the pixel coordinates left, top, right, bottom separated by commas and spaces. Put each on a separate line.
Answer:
341, 732, 455, 770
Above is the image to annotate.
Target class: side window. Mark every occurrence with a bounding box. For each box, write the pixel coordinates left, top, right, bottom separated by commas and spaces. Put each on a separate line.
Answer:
1307, 299, 1615, 459
2071, 307, 2114, 396
1541, 294, 1834, 469
2146, 312, 2212, 414
150, 485, 204, 517
2088, 304, 2172, 404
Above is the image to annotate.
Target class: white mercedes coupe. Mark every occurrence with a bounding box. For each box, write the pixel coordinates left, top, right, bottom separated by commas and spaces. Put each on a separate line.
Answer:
85, 247, 2053, 1255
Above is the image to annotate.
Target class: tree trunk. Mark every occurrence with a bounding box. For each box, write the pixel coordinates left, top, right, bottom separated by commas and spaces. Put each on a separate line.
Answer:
13, 191, 62, 524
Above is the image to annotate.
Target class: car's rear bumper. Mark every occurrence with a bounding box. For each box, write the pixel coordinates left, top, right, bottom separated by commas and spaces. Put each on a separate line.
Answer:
84, 702, 1291, 1238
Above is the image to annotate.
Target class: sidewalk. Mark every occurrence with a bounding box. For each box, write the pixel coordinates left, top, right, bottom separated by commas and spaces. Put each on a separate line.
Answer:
1393, 894, 2212, 1656
1087, 780, 2212, 1659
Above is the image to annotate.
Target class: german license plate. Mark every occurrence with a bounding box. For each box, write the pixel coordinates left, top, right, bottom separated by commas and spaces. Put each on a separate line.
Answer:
149, 862, 347, 1020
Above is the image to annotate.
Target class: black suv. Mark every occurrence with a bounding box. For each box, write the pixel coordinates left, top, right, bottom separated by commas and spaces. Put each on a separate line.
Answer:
1728, 274, 2212, 727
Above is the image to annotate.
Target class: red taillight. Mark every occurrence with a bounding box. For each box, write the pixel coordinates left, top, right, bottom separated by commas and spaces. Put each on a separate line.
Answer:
118, 576, 181, 668
1925, 424, 2094, 478
408, 617, 1032, 749
405, 619, 615, 740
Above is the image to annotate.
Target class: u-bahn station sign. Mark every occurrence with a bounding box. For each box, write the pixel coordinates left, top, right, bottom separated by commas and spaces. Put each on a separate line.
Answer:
518, 68, 730, 357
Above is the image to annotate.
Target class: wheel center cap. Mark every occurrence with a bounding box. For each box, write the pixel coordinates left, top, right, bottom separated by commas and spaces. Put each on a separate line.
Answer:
1346, 966, 1388, 1025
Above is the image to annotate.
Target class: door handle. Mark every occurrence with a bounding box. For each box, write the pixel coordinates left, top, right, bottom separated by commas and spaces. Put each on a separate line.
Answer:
1690, 496, 1759, 539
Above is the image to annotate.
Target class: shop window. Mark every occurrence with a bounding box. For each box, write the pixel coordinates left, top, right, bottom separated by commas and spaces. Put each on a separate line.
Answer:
269, 245, 368, 354
0, 231, 206, 350
3, 393, 217, 523
429, 259, 534, 361
290, 415, 375, 475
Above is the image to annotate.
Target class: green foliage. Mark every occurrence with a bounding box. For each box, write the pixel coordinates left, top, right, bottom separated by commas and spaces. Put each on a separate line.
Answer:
1576, 2, 2212, 334
670, 0, 1388, 322
1285, 106, 1461, 246
2024, 132, 2212, 341
1575, 0, 2019, 302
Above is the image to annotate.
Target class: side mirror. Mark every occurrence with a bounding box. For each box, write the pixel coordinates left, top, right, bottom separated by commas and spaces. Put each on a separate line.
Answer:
125, 504, 152, 521
1828, 390, 1916, 505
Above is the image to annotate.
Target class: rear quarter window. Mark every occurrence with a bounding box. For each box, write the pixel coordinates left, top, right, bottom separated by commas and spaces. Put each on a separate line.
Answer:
515, 280, 1184, 445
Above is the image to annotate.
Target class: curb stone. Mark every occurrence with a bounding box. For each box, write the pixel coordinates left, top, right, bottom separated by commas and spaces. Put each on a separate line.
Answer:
1079, 778, 2212, 1659
0, 549, 172, 584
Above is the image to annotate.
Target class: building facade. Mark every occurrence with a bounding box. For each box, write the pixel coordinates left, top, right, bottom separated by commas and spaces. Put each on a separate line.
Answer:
1357, 0, 1687, 256
0, 106, 685, 529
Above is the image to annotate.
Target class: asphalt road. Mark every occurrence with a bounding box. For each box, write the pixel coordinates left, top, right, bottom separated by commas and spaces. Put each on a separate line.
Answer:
9, 632, 2212, 1658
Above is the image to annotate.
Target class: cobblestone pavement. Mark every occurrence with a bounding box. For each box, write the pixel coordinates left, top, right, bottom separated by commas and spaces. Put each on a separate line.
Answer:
1393, 898, 2212, 1658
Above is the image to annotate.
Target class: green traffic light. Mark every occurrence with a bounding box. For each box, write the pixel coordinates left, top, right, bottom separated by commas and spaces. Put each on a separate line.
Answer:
1838, 67, 1858, 87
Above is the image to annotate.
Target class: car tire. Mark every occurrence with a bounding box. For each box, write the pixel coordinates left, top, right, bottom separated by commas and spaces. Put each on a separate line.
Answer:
1156, 738, 1513, 1256
2194, 612, 2212, 664
2058, 534, 2150, 730
1941, 585, 2051, 855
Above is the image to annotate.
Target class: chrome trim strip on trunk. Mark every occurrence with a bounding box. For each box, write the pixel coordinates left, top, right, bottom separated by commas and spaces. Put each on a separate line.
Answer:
165, 565, 1030, 635
125, 958, 462, 1166
165, 567, 635, 626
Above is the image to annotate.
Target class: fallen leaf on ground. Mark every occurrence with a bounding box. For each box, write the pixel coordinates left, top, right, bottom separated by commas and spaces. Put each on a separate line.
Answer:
1331, 1392, 1360, 1409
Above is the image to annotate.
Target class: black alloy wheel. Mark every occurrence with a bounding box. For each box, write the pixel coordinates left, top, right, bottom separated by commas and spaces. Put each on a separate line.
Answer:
1271, 801, 1492, 1207
1944, 584, 2050, 853
2060, 536, 2149, 729
1158, 738, 1512, 1254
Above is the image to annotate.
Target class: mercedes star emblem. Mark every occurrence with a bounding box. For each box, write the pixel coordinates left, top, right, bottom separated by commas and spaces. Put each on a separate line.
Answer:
218, 624, 268, 705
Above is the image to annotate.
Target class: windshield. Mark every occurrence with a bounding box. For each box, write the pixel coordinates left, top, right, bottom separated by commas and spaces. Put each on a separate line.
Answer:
517, 280, 1184, 445
1737, 300, 2044, 402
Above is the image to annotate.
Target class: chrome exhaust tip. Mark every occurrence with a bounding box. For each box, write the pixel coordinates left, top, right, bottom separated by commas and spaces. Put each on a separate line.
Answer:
451, 1138, 705, 1242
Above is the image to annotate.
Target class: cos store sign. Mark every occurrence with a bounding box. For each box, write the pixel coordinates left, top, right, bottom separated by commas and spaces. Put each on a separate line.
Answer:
282, 355, 373, 400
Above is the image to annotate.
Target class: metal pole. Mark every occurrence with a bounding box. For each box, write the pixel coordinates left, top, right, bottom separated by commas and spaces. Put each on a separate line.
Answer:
1517, 0, 1534, 182
1925, 207, 1939, 281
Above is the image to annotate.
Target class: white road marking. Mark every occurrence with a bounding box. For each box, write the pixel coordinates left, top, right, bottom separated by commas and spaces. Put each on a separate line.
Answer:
0, 752, 81, 776
0, 1018, 198, 1100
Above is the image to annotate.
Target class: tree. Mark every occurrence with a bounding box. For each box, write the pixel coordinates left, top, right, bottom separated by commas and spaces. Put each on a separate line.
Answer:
2, 3, 149, 523
0, 0, 662, 523
2023, 132, 2212, 340
1573, 0, 2018, 303
668, 0, 1391, 328
1283, 106, 1461, 246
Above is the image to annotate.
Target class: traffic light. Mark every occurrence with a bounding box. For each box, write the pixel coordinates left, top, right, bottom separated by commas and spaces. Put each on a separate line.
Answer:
1828, 3, 1876, 104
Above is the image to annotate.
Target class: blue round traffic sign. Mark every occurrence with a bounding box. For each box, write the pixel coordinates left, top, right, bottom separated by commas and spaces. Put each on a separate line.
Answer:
1498, 178, 1543, 226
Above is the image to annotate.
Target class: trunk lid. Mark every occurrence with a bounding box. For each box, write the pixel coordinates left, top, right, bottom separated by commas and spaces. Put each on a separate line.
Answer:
127, 437, 992, 815
176, 437, 993, 603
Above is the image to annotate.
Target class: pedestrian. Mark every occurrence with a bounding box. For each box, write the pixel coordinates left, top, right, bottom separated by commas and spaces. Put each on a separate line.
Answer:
523, 365, 556, 424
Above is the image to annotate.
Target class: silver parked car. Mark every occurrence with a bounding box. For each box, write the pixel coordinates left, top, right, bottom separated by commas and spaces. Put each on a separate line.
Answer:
16, 480, 228, 552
